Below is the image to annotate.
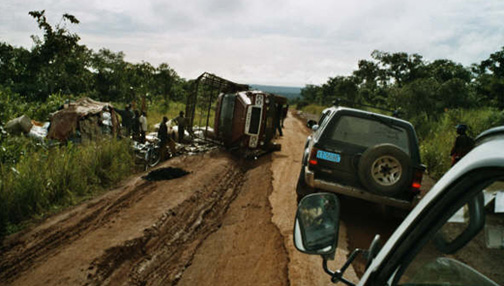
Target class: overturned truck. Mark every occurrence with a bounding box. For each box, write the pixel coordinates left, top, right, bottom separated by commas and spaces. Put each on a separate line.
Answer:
187, 73, 286, 157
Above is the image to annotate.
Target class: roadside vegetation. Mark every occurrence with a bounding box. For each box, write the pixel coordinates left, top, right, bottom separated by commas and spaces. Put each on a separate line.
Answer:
0, 136, 134, 235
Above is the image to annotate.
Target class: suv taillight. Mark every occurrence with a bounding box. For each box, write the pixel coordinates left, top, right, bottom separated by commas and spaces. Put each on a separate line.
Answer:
308, 147, 319, 166
411, 169, 423, 191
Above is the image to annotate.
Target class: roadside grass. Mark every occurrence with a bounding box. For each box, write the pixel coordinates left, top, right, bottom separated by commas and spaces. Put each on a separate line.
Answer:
146, 101, 186, 131
301, 104, 327, 116
418, 108, 504, 179
0, 138, 134, 236
129, 100, 215, 133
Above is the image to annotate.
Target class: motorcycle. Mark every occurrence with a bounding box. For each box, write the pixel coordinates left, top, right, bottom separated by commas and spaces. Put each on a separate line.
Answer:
132, 137, 161, 171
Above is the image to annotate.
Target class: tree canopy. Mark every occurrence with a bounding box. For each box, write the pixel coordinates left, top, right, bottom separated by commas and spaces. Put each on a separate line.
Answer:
0, 11, 187, 104
298, 48, 504, 120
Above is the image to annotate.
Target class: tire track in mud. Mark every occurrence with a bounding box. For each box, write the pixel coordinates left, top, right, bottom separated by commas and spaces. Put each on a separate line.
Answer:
175, 155, 289, 286
85, 166, 245, 286
0, 178, 157, 283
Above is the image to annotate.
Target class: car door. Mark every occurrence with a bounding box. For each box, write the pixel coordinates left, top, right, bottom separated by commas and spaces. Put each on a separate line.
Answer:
365, 167, 504, 285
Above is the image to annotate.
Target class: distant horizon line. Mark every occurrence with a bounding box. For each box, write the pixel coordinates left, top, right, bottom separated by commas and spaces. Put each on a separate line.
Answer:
248, 83, 304, 89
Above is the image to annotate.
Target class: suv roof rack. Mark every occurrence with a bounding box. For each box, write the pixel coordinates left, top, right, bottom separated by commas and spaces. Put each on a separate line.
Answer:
332, 98, 401, 118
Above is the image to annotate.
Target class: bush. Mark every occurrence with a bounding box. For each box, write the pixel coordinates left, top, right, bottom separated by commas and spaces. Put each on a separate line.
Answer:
0, 88, 28, 124
418, 107, 504, 179
27, 93, 73, 122
0, 138, 134, 236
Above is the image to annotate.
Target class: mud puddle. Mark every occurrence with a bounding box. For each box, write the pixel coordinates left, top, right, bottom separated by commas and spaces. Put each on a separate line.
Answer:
142, 167, 190, 181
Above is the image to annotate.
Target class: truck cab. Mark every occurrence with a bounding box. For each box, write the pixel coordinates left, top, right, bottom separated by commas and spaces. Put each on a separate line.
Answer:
214, 90, 286, 153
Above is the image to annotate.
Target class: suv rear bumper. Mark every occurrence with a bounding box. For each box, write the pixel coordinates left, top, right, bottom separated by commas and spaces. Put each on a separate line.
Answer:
304, 166, 415, 209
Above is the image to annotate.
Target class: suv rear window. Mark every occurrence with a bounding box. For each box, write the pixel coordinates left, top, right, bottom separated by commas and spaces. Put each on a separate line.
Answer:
326, 115, 410, 154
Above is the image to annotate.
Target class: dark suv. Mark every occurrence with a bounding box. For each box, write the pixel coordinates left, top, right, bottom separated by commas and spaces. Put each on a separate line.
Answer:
297, 106, 425, 208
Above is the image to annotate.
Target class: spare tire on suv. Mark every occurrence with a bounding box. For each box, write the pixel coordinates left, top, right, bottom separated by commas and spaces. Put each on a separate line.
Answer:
358, 144, 412, 197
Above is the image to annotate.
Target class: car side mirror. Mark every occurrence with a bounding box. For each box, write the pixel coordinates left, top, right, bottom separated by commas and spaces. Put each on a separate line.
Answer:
294, 193, 340, 256
307, 120, 317, 129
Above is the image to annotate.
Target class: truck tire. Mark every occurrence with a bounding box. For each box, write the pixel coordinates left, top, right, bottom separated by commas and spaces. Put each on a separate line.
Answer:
358, 144, 412, 197
296, 167, 314, 204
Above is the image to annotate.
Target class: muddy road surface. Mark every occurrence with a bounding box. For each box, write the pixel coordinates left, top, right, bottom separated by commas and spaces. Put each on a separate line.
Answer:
1, 112, 414, 286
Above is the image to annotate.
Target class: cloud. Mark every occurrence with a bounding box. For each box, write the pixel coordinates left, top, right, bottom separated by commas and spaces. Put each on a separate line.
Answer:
1, 0, 504, 86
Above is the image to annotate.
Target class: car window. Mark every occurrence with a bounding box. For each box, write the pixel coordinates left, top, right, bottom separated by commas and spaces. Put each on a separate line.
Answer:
398, 180, 504, 285
326, 115, 410, 154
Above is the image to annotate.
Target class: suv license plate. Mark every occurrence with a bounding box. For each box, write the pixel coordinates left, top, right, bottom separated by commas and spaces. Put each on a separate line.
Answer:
316, 150, 341, 163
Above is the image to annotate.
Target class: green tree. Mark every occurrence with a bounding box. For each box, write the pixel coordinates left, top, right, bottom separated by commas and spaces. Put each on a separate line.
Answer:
472, 46, 504, 108
371, 50, 426, 87
300, 84, 321, 103
393, 78, 440, 120
27, 10, 92, 101
91, 49, 129, 102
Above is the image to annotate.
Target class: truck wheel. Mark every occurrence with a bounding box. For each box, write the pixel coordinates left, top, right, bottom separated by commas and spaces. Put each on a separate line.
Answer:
358, 144, 412, 197
296, 167, 314, 204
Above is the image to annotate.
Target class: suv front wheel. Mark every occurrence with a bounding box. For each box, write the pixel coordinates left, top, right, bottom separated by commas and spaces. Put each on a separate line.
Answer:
358, 144, 412, 197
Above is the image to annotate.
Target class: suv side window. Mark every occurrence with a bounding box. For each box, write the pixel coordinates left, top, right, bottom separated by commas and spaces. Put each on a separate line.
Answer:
397, 180, 504, 285
325, 115, 410, 154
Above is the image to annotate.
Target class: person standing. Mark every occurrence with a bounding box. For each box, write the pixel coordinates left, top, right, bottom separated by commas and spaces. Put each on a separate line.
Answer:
450, 124, 474, 166
174, 111, 187, 143
281, 104, 289, 128
275, 104, 283, 136
158, 117, 169, 160
158, 117, 176, 160
115, 104, 134, 137
139, 111, 148, 143
132, 110, 141, 141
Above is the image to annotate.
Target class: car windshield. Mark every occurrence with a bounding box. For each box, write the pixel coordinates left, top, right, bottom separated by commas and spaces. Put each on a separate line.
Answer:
325, 115, 410, 154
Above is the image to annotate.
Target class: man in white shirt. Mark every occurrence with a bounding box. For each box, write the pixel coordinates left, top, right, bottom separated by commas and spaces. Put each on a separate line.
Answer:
139, 111, 148, 143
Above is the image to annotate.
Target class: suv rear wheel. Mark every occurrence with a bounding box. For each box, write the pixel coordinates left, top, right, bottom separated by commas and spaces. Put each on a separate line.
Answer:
358, 144, 412, 197
296, 167, 314, 203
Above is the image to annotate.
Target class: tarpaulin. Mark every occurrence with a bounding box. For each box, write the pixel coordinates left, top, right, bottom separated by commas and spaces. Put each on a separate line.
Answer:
47, 97, 119, 141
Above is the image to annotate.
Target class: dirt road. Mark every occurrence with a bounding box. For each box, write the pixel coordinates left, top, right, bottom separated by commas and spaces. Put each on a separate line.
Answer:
0, 113, 360, 286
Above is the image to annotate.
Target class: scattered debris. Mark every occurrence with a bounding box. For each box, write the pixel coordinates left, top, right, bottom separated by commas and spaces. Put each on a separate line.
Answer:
142, 167, 190, 181
27, 122, 50, 141
5, 115, 33, 135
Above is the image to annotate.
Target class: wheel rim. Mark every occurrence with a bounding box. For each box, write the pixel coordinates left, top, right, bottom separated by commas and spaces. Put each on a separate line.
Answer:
148, 149, 161, 167
371, 155, 402, 186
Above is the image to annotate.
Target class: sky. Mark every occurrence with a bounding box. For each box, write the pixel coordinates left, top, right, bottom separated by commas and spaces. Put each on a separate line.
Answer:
1, 0, 503, 87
